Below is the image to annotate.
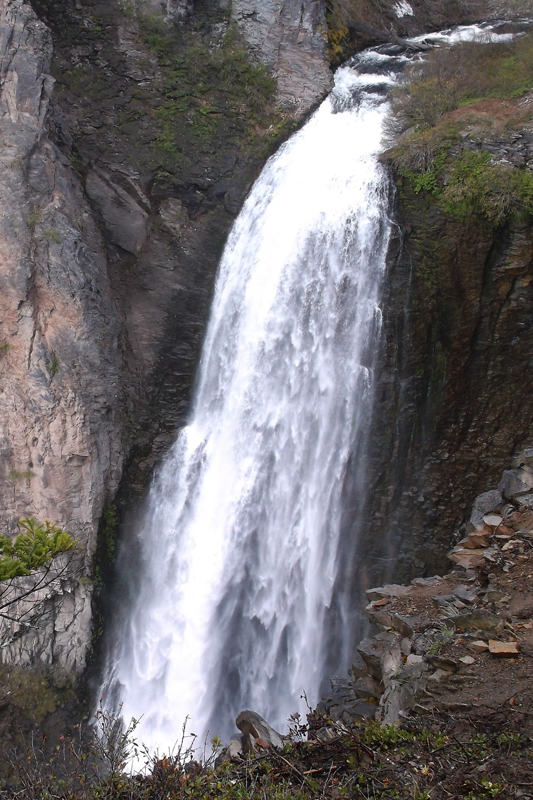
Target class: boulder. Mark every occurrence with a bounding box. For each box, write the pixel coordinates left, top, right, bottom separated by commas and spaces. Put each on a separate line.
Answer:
331, 699, 376, 724
453, 610, 504, 635
483, 513, 503, 527
468, 640, 489, 652
236, 711, 283, 749
357, 633, 401, 680
458, 531, 491, 549
452, 585, 478, 604
241, 732, 256, 753
516, 493, 533, 508
432, 593, 458, 608
428, 668, 453, 683
215, 735, 243, 766
511, 446, 533, 469
379, 661, 428, 726
401, 638, 412, 656
330, 676, 353, 692
425, 655, 458, 673
352, 675, 382, 700
350, 663, 371, 681
366, 606, 395, 630
366, 606, 423, 637
315, 726, 344, 742
470, 490, 503, 530
381, 645, 402, 679
227, 737, 243, 758
85, 166, 149, 255
448, 547, 485, 569
366, 584, 412, 602
411, 576, 442, 587
498, 469, 533, 500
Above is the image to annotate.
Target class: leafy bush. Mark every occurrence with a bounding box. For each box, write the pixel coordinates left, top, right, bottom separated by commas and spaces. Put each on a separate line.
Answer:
0, 519, 74, 580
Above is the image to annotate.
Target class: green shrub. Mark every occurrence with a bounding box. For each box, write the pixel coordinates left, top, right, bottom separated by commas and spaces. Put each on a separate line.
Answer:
47, 350, 60, 375
44, 228, 61, 244
0, 518, 74, 580
135, 14, 277, 166
443, 151, 533, 223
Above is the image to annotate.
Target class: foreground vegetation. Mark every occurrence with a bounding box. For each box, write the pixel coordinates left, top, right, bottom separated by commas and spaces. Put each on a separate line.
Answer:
386, 32, 533, 225
1, 707, 532, 799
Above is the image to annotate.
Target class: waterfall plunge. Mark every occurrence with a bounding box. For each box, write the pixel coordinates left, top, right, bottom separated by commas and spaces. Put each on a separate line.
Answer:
104, 56, 398, 752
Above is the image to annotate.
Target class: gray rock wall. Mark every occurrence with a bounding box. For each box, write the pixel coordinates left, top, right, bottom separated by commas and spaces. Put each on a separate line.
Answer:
0, 0, 333, 676
0, 0, 123, 672
230, 0, 332, 116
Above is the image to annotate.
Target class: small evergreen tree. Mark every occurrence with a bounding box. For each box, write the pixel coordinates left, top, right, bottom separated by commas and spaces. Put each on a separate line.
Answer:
0, 518, 76, 628
0, 518, 74, 580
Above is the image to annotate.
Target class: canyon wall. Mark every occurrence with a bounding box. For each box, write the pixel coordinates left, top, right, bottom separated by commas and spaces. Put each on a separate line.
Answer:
0, 0, 332, 674
0, 0, 531, 680
0, 0, 123, 671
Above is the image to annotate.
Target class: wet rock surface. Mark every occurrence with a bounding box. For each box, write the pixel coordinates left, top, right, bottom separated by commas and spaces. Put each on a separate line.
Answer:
353, 113, 533, 602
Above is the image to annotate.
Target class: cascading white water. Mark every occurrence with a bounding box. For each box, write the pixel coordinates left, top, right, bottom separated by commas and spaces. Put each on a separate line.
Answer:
102, 23, 516, 754
103, 55, 395, 751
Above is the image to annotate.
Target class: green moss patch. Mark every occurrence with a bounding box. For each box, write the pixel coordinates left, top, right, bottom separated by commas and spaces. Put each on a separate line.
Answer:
0, 667, 61, 725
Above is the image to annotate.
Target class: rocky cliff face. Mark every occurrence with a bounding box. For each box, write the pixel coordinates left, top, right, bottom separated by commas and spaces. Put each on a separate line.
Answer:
230, 0, 332, 115
28, 0, 333, 505
1, 0, 531, 682
0, 0, 123, 671
0, 0, 333, 676
352, 116, 533, 597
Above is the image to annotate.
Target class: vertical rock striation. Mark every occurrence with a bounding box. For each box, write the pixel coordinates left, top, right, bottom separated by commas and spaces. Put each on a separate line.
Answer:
0, 0, 122, 672
354, 137, 533, 591
230, 0, 332, 116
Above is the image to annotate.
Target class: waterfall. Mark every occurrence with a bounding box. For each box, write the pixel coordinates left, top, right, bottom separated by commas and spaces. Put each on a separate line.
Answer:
103, 54, 395, 750
101, 21, 520, 755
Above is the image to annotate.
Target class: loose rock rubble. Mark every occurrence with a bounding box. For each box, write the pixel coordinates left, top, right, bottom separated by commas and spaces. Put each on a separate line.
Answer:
316, 460, 533, 731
